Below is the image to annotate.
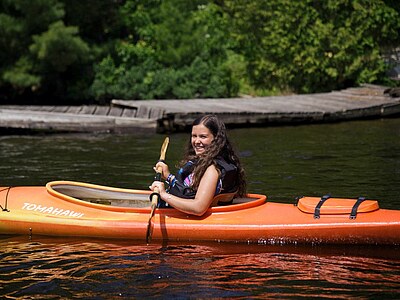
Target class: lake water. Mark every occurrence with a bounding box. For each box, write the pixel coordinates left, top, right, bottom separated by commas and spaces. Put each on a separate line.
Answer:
1, 118, 399, 298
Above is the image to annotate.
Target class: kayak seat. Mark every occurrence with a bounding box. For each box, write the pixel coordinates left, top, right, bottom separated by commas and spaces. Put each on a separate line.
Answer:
211, 192, 256, 207
297, 196, 379, 216
211, 192, 236, 207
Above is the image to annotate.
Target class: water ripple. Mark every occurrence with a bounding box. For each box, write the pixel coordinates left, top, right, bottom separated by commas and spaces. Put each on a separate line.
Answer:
1, 237, 399, 299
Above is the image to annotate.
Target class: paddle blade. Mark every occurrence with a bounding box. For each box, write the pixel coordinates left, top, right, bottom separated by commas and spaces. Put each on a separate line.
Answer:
160, 137, 169, 161
146, 204, 156, 243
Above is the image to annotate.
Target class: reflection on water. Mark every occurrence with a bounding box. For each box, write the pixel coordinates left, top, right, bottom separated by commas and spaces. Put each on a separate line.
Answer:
1, 236, 400, 299
1, 118, 400, 298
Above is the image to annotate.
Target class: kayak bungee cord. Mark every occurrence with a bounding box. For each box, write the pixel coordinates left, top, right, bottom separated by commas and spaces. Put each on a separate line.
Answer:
0, 187, 11, 212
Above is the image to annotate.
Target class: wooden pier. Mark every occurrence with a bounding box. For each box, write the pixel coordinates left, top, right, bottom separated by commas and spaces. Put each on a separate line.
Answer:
0, 84, 399, 134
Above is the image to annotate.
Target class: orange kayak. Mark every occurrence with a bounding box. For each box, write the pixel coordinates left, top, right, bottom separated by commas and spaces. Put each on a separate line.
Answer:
1, 181, 399, 245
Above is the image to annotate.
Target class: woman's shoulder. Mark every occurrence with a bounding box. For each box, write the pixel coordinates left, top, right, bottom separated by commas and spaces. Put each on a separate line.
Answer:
203, 164, 219, 178
206, 163, 219, 172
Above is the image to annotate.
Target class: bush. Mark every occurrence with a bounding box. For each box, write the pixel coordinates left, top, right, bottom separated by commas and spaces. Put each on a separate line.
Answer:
91, 1, 238, 100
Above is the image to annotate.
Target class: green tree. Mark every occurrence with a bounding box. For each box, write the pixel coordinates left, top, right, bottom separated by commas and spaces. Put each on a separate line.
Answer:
224, 0, 400, 93
0, 0, 90, 102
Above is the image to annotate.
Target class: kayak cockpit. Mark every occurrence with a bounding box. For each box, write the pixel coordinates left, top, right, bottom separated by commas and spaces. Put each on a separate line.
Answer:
46, 181, 267, 212
47, 181, 152, 208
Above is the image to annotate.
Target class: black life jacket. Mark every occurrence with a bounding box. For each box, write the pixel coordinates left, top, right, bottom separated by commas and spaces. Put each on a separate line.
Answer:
168, 156, 238, 199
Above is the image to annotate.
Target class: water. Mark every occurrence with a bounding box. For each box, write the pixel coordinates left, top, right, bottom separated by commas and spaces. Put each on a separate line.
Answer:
1, 118, 400, 298
1, 237, 400, 299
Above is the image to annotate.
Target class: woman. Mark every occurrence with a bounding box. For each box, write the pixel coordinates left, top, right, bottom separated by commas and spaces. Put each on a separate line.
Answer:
149, 114, 246, 216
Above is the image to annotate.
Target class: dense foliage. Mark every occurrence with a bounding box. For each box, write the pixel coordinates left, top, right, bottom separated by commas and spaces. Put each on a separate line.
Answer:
0, 0, 399, 104
225, 0, 400, 93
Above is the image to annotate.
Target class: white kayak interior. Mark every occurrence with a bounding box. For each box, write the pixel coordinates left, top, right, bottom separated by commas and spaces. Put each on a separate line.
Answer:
51, 184, 152, 207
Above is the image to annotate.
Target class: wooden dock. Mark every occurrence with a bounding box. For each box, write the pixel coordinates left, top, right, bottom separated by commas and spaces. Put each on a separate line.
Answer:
0, 105, 156, 134
0, 84, 399, 134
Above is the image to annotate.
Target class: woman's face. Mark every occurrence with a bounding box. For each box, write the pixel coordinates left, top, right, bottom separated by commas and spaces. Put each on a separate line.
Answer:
191, 123, 214, 155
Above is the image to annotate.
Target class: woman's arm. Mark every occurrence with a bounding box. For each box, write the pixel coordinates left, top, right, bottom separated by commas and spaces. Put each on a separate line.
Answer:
150, 164, 219, 216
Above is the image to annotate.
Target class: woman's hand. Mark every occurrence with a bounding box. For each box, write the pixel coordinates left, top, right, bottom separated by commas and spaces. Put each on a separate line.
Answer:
149, 181, 167, 196
154, 161, 171, 180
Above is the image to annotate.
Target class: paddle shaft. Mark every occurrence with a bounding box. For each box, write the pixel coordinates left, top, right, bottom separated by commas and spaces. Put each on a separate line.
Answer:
147, 167, 162, 231
146, 137, 169, 243
151, 166, 163, 205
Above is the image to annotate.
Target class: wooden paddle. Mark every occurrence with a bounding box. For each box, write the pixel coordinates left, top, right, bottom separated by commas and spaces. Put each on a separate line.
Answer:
146, 137, 169, 243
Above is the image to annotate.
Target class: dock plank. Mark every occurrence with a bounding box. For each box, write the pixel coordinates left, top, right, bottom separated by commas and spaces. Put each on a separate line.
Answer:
66, 106, 82, 114
108, 107, 124, 117
121, 108, 136, 118
93, 106, 111, 116
78, 105, 97, 115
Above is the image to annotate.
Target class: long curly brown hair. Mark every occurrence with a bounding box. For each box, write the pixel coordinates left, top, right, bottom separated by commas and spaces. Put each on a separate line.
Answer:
179, 114, 247, 197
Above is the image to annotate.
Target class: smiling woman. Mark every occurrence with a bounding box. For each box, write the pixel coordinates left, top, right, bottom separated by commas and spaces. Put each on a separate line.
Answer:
149, 114, 247, 216
191, 122, 214, 155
